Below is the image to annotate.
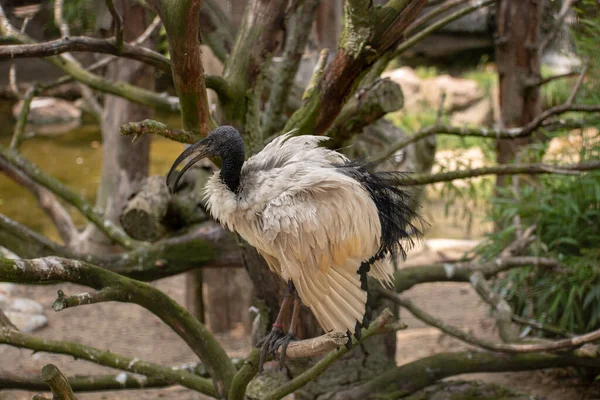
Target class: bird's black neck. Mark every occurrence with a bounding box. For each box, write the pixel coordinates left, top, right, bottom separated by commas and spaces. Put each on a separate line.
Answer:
219, 145, 245, 193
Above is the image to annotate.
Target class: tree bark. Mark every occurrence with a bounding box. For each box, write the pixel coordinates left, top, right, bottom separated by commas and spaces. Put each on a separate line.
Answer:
79, 0, 154, 253
495, 0, 543, 188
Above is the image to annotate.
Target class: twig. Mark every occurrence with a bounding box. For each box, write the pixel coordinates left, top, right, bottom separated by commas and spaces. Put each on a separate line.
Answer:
9, 85, 37, 150
0, 145, 139, 249
136, 15, 161, 45
106, 0, 124, 51
120, 119, 197, 144
0, 327, 217, 396
0, 255, 235, 396
511, 315, 574, 338
53, 0, 70, 37
531, 71, 579, 88
0, 158, 77, 245
40, 364, 78, 400
390, 160, 600, 186
262, 0, 321, 139
262, 309, 395, 400
405, 0, 473, 36
52, 288, 121, 311
395, 0, 495, 57
540, 0, 576, 54
566, 61, 589, 105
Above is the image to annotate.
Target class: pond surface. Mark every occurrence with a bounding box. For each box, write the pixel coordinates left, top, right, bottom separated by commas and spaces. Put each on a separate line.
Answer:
0, 104, 185, 242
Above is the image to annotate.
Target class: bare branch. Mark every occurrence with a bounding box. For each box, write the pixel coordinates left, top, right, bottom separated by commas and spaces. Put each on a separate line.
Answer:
383, 290, 600, 355
540, 0, 576, 54
531, 71, 579, 87
53, 0, 70, 37
199, 0, 236, 63
391, 160, 600, 186
0, 255, 234, 397
120, 119, 197, 144
0, 37, 172, 75
566, 61, 589, 105
395, 0, 495, 57
0, 145, 139, 249
0, 327, 217, 396
52, 288, 121, 311
511, 315, 574, 338
0, 158, 77, 245
40, 364, 78, 400
10, 85, 37, 150
105, 0, 124, 51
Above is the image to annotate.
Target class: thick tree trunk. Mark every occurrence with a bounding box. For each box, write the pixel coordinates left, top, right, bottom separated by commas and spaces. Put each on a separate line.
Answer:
495, 0, 543, 188
78, 0, 154, 254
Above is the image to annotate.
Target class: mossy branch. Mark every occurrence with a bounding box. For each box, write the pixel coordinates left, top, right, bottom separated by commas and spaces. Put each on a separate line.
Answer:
10, 85, 38, 150
0, 145, 139, 249
0, 256, 235, 396
120, 119, 197, 144
0, 327, 216, 396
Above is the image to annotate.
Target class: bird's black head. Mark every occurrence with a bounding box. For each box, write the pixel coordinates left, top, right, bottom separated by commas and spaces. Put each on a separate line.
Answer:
166, 126, 245, 194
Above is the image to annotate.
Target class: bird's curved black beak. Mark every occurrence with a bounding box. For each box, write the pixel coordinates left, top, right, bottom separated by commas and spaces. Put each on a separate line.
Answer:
166, 138, 211, 194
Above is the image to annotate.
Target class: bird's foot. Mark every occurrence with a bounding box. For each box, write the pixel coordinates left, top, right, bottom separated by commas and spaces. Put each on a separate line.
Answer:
258, 324, 285, 373
273, 333, 298, 370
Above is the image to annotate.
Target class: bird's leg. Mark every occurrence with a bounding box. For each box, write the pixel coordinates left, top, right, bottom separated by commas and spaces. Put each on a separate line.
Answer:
274, 291, 301, 369
347, 261, 372, 348
258, 280, 295, 373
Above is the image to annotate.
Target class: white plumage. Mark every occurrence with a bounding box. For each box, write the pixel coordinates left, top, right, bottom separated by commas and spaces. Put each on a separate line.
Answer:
203, 133, 394, 334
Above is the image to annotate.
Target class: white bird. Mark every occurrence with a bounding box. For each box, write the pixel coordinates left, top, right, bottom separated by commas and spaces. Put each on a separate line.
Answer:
167, 126, 420, 371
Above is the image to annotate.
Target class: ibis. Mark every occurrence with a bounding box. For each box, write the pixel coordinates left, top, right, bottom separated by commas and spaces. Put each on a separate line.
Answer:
167, 126, 420, 371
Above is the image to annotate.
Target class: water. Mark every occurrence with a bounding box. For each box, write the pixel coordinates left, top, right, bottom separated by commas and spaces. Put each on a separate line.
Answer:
0, 105, 185, 242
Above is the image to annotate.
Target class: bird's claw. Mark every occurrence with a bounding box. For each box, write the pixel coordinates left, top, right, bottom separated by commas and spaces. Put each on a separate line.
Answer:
258, 326, 285, 373
273, 333, 298, 370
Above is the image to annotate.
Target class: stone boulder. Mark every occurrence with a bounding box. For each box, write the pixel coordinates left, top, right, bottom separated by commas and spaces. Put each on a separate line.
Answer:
0, 284, 48, 333
12, 96, 82, 135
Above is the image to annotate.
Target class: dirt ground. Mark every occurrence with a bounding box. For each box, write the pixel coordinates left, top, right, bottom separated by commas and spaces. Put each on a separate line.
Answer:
1, 203, 599, 399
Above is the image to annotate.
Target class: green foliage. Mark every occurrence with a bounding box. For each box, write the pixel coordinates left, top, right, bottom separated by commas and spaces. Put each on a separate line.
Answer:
540, 65, 573, 109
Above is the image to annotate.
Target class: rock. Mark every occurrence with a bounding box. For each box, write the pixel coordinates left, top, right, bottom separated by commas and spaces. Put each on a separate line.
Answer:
0, 283, 16, 296
12, 96, 82, 136
405, 380, 536, 400
0, 294, 48, 333
422, 74, 484, 112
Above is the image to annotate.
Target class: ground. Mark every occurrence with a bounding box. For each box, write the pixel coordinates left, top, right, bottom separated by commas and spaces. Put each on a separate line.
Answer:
1, 198, 599, 400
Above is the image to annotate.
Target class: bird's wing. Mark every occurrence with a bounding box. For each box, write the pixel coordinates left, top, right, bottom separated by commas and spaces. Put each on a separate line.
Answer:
252, 170, 383, 334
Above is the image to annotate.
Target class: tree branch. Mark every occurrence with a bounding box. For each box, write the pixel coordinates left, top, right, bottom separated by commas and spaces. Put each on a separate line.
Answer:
390, 160, 600, 186
0, 256, 235, 397
148, 0, 211, 136
326, 78, 404, 147
405, 0, 473, 36
40, 364, 77, 400
333, 351, 600, 399
372, 103, 600, 163
0, 327, 217, 396
105, 0, 124, 51
0, 371, 173, 392
0, 158, 77, 245
199, 0, 236, 63
382, 290, 600, 355
9, 85, 37, 150
262, 309, 396, 400
0, 145, 139, 249
284, 0, 427, 136
53, 0, 70, 37
393, 255, 559, 292
0, 37, 172, 75
262, 0, 321, 139
120, 119, 196, 144
0, 6, 179, 113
